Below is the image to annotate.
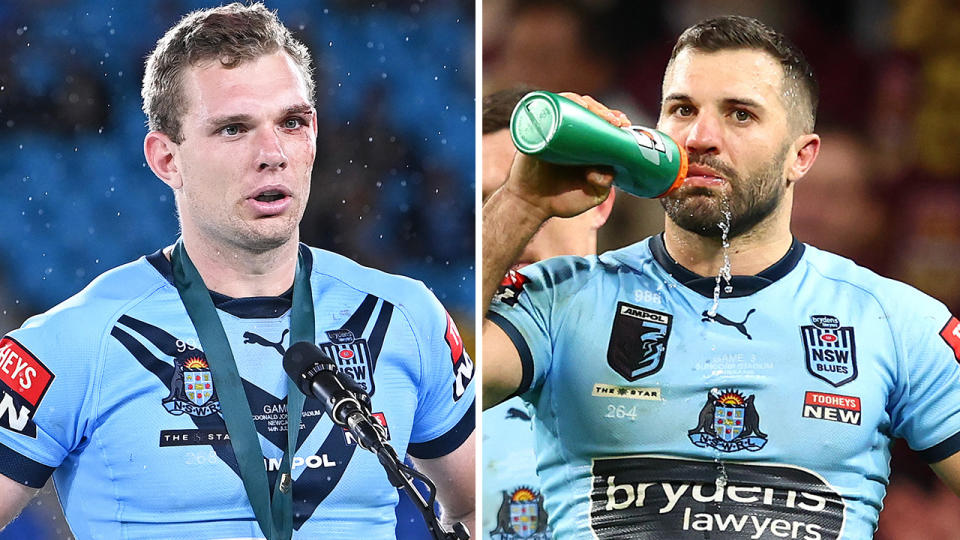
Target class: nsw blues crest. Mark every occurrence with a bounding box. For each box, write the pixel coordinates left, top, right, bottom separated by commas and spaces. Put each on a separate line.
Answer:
607, 302, 672, 381
801, 315, 858, 387
688, 389, 767, 452
490, 487, 551, 540
162, 352, 220, 417
320, 329, 375, 396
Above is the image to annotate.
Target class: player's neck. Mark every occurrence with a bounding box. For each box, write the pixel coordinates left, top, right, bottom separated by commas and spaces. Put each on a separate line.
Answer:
166, 232, 300, 299
662, 206, 793, 278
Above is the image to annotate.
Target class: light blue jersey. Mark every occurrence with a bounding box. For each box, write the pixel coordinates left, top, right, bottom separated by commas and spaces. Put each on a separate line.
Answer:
487, 234, 960, 540
483, 397, 552, 540
0, 245, 475, 540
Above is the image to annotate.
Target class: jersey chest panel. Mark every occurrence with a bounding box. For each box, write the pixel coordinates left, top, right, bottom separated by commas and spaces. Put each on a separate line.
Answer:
65, 301, 416, 537
533, 270, 892, 540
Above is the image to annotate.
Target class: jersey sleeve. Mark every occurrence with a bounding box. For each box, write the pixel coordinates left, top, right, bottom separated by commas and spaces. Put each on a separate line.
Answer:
886, 291, 960, 463
404, 286, 475, 459
0, 309, 102, 487
486, 260, 574, 401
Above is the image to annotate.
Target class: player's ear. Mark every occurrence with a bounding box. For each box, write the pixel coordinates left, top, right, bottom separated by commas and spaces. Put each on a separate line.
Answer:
144, 131, 182, 189
593, 188, 616, 229
785, 133, 820, 184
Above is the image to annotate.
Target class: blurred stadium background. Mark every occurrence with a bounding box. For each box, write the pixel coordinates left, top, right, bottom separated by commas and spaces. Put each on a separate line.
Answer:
484, 0, 960, 538
0, 0, 473, 538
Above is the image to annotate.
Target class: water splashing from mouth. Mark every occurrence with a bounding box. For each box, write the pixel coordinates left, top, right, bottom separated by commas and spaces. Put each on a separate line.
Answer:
708, 198, 732, 317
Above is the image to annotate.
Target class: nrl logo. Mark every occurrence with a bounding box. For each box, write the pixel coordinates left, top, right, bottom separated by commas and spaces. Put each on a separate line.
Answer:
688, 389, 767, 452
163, 353, 221, 417
493, 270, 529, 307
490, 487, 551, 540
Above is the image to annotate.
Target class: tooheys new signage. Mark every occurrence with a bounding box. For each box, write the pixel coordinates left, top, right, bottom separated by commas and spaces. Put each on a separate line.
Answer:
590, 456, 845, 540
0, 337, 54, 438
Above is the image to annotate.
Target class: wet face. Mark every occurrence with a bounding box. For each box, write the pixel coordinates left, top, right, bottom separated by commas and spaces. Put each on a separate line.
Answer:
657, 48, 794, 239
172, 51, 317, 253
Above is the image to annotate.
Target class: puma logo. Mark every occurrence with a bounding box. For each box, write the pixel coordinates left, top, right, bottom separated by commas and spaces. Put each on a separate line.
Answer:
505, 407, 532, 422
701, 309, 756, 339
242, 329, 289, 356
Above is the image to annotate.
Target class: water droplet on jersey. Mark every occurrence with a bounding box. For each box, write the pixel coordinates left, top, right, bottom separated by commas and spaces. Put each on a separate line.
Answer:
715, 459, 729, 489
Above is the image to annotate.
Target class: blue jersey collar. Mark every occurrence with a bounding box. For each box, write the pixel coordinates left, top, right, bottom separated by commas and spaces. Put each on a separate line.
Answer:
146, 245, 313, 319
649, 233, 804, 299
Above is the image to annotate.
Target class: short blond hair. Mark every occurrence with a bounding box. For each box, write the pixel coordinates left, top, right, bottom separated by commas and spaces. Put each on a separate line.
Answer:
142, 2, 314, 143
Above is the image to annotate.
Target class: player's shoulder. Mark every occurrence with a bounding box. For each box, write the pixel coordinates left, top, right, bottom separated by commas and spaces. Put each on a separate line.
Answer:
600, 236, 659, 271
306, 245, 442, 314
518, 240, 648, 292
800, 243, 948, 316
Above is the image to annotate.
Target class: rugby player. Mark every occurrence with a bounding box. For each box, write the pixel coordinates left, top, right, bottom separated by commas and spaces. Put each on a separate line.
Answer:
0, 4, 474, 538
483, 15, 960, 539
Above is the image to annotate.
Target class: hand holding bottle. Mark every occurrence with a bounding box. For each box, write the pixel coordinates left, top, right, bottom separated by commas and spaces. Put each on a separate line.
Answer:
501, 92, 628, 221
507, 90, 688, 221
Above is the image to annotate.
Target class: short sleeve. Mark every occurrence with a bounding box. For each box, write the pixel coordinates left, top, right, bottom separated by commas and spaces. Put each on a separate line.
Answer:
486, 265, 557, 400
887, 295, 960, 463
0, 312, 101, 486
405, 288, 475, 459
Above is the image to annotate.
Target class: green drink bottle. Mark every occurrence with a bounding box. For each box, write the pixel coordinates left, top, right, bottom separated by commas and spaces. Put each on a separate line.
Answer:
509, 90, 688, 198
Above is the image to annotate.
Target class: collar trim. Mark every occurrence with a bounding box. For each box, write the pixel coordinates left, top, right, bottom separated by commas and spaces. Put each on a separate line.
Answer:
649, 233, 804, 298
146, 245, 313, 318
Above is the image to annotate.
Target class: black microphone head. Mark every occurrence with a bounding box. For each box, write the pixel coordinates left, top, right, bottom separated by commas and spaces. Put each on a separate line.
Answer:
283, 341, 336, 396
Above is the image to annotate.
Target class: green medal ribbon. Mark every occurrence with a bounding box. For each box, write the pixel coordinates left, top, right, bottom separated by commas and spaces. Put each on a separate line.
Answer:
171, 240, 312, 540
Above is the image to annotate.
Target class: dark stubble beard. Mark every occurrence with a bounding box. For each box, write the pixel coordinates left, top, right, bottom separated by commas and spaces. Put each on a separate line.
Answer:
660, 144, 790, 239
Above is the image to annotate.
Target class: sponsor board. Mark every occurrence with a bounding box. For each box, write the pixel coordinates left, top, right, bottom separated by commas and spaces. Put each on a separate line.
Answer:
802, 392, 861, 425
592, 383, 662, 401
590, 455, 845, 539
625, 126, 670, 165
607, 302, 672, 381
493, 270, 529, 307
342, 412, 390, 446
0, 337, 55, 437
325, 329, 357, 345
265, 454, 337, 471
160, 429, 233, 446
940, 316, 960, 362
445, 312, 474, 401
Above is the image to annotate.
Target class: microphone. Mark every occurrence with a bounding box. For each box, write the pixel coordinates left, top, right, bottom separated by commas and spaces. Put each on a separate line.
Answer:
283, 343, 470, 539
282, 341, 386, 451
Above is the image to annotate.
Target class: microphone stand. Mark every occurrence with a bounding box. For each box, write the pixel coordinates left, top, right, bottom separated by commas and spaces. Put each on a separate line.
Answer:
286, 347, 470, 540
369, 440, 470, 540
335, 373, 469, 539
